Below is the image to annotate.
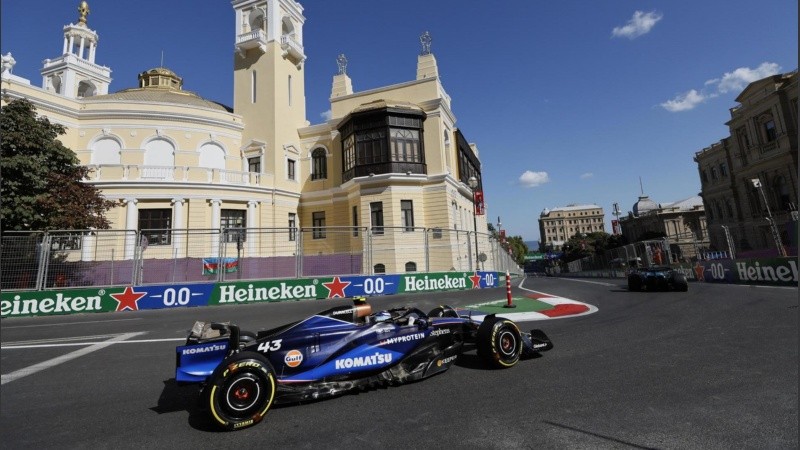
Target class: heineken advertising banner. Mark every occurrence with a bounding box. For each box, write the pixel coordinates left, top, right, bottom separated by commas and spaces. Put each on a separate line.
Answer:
672, 257, 797, 286
1, 271, 501, 318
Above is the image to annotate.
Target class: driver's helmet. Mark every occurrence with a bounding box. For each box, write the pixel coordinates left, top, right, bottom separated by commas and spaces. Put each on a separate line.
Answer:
373, 310, 392, 323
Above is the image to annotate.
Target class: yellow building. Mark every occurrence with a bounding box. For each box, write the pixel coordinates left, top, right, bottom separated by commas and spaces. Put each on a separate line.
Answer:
1, 0, 493, 280
538, 204, 605, 251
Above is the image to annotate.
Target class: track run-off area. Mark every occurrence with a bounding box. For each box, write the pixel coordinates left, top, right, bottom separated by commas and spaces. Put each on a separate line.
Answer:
1, 277, 797, 449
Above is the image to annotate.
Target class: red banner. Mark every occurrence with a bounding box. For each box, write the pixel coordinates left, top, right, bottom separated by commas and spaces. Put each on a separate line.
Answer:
473, 191, 485, 215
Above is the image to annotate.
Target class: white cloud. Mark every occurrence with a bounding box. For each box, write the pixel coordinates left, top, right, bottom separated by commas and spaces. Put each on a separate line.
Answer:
519, 171, 550, 188
612, 11, 663, 39
580, 172, 594, 179
661, 62, 782, 112
660, 89, 710, 112
715, 62, 781, 93
320, 109, 332, 121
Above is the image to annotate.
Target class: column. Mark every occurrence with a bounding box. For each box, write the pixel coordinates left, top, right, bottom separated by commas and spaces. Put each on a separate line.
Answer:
171, 198, 185, 258
63, 37, 69, 54
81, 232, 96, 262
209, 199, 221, 257
89, 42, 96, 63
124, 198, 138, 259
78, 36, 85, 59
247, 200, 258, 256
68, 35, 75, 55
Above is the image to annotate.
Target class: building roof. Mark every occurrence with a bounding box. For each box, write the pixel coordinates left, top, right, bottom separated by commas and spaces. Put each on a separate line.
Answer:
86, 66, 232, 112
660, 195, 704, 211
87, 88, 232, 112
540, 204, 602, 217
632, 195, 657, 216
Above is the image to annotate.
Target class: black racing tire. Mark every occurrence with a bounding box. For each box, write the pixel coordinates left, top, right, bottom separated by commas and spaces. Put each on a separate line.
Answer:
205, 351, 276, 431
476, 316, 522, 369
628, 276, 641, 292
673, 274, 689, 292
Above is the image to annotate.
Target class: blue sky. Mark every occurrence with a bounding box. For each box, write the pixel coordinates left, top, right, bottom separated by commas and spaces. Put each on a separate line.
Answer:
2, 0, 797, 244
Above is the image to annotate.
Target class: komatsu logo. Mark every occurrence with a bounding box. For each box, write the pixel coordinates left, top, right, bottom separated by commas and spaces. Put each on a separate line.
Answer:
335, 352, 393, 370
181, 343, 226, 355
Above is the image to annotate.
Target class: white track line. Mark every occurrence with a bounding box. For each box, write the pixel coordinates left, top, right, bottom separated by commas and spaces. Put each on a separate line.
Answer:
1, 332, 146, 385
3, 318, 143, 329
1, 337, 185, 349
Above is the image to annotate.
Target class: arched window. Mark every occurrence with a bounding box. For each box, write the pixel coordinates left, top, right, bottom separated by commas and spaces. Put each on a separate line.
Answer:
405, 262, 417, 272
199, 143, 226, 170
249, 9, 265, 32
48, 75, 62, 94
373, 264, 385, 274
143, 138, 175, 180
311, 148, 327, 180
91, 137, 122, 165
77, 80, 96, 98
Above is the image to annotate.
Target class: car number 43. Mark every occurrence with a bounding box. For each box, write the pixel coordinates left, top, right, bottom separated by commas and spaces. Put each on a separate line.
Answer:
257, 339, 283, 353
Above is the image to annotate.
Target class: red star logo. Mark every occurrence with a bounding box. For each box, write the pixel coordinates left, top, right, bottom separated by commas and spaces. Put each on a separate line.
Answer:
469, 272, 482, 289
693, 263, 705, 282
111, 286, 146, 312
323, 276, 351, 298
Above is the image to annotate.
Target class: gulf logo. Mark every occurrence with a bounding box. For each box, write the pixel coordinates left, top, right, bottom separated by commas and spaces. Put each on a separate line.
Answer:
284, 349, 303, 368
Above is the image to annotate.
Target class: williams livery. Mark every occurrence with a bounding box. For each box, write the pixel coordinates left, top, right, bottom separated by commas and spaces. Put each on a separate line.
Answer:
175, 297, 553, 430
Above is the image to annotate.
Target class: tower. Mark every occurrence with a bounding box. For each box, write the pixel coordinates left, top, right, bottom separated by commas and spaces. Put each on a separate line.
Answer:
40, 1, 111, 98
232, 0, 307, 188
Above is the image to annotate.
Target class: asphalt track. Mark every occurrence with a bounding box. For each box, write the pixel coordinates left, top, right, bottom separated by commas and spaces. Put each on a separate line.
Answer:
1, 277, 797, 449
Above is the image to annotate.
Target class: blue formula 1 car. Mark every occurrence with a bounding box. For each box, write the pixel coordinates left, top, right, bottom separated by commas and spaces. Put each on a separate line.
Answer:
175, 297, 553, 430
627, 266, 689, 292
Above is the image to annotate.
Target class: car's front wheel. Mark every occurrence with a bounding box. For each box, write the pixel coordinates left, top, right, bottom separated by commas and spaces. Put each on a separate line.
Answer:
205, 351, 276, 431
477, 316, 522, 369
674, 273, 689, 292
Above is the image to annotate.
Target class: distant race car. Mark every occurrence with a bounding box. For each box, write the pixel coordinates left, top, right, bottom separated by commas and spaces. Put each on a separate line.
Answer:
175, 297, 553, 430
627, 266, 689, 292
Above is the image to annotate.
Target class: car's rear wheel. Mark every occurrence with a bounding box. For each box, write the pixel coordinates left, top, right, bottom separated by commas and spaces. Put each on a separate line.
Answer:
674, 274, 689, 292
206, 351, 276, 431
477, 316, 522, 369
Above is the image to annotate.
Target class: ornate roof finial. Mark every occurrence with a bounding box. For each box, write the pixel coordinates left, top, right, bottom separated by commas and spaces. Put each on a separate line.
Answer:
336, 54, 348, 75
420, 31, 432, 55
78, 1, 90, 26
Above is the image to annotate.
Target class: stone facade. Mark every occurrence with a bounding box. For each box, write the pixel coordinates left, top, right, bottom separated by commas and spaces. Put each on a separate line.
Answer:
694, 70, 798, 257
538, 204, 605, 251
0, 0, 489, 274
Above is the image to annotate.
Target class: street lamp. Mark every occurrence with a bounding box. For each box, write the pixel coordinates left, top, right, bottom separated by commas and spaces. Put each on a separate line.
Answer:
720, 225, 735, 259
751, 178, 786, 257
468, 176, 480, 271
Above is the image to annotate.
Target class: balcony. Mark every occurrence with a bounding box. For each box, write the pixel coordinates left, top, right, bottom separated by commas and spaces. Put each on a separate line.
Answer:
84, 164, 269, 188
280, 35, 305, 66
235, 30, 268, 57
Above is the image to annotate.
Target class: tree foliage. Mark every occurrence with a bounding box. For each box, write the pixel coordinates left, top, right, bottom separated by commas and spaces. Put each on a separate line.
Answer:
505, 235, 529, 266
1, 98, 116, 231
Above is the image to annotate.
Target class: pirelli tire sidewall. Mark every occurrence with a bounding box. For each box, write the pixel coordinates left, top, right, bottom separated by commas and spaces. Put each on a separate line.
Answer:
205, 351, 276, 431
477, 316, 523, 369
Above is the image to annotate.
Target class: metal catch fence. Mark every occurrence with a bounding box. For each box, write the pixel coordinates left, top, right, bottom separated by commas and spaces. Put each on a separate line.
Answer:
1, 227, 521, 291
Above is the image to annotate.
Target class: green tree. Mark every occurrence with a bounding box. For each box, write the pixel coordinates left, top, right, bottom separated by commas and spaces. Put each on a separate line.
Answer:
505, 235, 529, 266
1, 98, 115, 231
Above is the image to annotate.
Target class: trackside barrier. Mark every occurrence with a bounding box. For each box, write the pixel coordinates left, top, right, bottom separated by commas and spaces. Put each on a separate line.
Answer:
558, 257, 797, 287
1, 271, 504, 318
1, 227, 522, 291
